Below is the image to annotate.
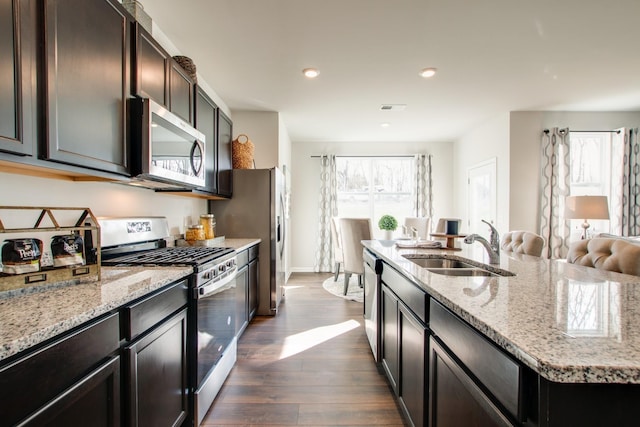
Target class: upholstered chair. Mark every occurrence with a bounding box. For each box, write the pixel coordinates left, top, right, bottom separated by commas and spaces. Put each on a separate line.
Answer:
567, 238, 640, 276
404, 217, 431, 240
501, 231, 545, 257
339, 218, 373, 295
330, 217, 343, 282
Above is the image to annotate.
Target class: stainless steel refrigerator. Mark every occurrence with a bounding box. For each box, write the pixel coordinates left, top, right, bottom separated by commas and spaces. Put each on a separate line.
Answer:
209, 167, 286, 315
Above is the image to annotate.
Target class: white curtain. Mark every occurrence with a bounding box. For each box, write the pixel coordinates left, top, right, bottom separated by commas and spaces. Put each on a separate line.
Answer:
622, 128, 640, 236
313, 155, 337, 272
413, 154, 434, 223
539, 128, 571, 259
610, 129, 626, 234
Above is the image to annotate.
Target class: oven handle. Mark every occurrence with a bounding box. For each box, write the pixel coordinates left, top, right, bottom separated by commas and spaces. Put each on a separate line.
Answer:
196, 270, 237, 299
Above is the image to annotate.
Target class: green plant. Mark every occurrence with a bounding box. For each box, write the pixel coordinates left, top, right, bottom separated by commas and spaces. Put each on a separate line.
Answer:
378, 214, 398, 231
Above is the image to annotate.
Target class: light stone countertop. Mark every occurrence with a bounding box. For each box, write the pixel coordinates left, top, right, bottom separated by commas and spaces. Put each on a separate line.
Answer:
363, 240, 640, 384
211, 238, 261, 253
0, 266, 192, 362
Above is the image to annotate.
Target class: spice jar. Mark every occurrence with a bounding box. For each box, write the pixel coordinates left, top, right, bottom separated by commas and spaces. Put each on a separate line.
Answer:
200, 214, 216, 239
185, 224, 206, 242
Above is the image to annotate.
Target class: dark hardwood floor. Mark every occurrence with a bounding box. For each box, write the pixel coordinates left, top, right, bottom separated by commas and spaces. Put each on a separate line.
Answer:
201, 272, 407, 426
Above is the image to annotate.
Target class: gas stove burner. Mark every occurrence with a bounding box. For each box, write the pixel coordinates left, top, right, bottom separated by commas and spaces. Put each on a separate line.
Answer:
103, 246, 235, 267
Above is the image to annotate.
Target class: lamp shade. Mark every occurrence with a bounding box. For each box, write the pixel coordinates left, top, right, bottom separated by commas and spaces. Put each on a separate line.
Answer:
565, 196, 610, 220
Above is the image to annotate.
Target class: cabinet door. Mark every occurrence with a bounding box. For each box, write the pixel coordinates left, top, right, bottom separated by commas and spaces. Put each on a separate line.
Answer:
0, 0, 36, 156
43, 0, 130, 175
429, 337, 514, 427
216, 109, 233, 197
133, 23, 168, 106
19, 356, 121, 427
399, 303, 427, 427
0, 313, 120, 427
235, 265, 249, 337
248, 257, 259, 320
195, 87, 218, 194
124, 308, 189, 427
381, 284, 399, 393
169, 61, 194, 124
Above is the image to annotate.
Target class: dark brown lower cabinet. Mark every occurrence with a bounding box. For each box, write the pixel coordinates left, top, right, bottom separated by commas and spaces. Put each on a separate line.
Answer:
381, 281, 427, 427
429, 337, 513, 427
123, 307, 189, 427
399, 304, 427, 427
247, 248, 259, 320
19, 356, 121, 427
0, 312, 121, 427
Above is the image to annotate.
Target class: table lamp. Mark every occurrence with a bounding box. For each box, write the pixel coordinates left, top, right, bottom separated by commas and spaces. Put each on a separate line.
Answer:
565, 195, 610, 239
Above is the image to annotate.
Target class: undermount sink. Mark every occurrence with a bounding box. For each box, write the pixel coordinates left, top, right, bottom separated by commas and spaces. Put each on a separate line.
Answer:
426, 268, 498, 277
405, 257, 476, 269
402, 255, 515, 277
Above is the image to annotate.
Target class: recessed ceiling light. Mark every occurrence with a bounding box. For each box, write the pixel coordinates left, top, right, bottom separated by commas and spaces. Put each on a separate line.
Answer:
381, 122, 390, 128
302, 68, 320, 78
419, 67, 437, 78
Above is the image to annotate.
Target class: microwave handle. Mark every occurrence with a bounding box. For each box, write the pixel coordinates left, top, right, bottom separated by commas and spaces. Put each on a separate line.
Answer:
190, 141, 204, 176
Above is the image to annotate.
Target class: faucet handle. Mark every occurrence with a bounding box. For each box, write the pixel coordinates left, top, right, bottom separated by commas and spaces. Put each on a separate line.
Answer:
481, 220, 500, 247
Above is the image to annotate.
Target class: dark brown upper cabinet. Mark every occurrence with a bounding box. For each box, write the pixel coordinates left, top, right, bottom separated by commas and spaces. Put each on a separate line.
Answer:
41, 0, 131, 176
195, 86, 218, 194
133, 23, 169, 107
0, 0, 37, 156
216, 109, 233, 197
169, 61, 194, 124
133, 23, 194, 125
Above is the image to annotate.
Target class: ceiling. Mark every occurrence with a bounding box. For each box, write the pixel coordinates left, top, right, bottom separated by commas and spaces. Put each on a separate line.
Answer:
140, 0, 640, 144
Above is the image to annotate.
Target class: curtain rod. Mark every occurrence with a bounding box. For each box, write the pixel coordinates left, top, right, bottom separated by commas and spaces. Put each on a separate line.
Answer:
543, 129, 621, 134
310, 154, 420, 158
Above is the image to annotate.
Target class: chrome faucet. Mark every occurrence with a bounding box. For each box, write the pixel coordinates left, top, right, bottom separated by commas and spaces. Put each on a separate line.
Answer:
464, 220, 500, 264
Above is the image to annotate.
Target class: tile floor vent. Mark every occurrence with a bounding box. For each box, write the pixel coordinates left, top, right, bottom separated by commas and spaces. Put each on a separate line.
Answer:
380, 104, 407, 111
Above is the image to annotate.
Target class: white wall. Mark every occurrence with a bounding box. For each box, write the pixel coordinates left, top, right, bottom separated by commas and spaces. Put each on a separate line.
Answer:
290, 140, 454, 272
231, 111, 280, 169
0, 172, 206, 237
453, 113, 510, 233
509, 111, 640, 232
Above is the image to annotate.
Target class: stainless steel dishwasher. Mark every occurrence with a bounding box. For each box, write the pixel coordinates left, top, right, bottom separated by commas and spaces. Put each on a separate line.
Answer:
363, 248, 383, 363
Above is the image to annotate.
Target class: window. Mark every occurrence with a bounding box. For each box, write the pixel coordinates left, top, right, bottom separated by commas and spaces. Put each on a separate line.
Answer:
336, 157, 414, 239
569, 132, 613, 236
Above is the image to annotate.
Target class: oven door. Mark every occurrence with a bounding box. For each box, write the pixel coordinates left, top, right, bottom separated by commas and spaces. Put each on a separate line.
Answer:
193, 271, 237, 424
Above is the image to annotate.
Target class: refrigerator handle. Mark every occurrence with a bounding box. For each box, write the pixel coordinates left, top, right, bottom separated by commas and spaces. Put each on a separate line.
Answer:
277, 215, 281, 242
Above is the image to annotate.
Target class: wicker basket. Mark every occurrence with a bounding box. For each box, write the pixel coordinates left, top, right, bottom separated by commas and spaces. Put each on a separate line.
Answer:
172, 55, 197, 84
232, 134, 255, 169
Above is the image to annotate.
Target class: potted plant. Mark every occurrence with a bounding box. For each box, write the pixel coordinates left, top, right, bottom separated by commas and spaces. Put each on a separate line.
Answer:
378, 214, 398, 240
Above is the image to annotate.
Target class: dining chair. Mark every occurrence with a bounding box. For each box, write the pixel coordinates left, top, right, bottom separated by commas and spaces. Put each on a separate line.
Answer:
404, 217, 431, 240
330, 217, 343, 281
567, 238, 640, 276
339, 218, 373, 295
501, 231, 544, 257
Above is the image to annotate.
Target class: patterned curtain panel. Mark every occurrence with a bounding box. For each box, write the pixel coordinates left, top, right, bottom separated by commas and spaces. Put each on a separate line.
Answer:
413, 154, 434, 222
314, 155, 337, 272
539, 128, 571, 259
622, 128, 640, 236
609, 129, 626, 235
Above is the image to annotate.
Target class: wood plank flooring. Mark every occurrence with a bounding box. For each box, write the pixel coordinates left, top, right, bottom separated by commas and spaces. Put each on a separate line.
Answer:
201, 273, 407, 426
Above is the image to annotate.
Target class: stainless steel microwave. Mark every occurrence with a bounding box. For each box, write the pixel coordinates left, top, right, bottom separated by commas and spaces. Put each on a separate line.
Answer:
130, 98, 206, 189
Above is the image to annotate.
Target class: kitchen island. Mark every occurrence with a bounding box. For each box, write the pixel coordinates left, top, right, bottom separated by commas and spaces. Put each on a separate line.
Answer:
363, 239, 640, 427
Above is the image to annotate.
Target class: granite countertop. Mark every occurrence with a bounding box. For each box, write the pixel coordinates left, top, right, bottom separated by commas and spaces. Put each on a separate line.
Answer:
213, 238, 261, 252
0, 266, 192, 362
363, 240, 640, 384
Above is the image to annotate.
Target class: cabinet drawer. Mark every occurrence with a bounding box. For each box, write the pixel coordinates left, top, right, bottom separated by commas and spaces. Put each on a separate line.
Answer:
121, 279, 188, 341
248, 244, 259, 262
430, 299, 523, 421
237, 249, 249, 269
0, 312, 120, 426
381, 264, 427, 323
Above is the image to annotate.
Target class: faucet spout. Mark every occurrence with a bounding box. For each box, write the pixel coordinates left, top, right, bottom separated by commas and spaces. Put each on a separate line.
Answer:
464, 220, 501, 264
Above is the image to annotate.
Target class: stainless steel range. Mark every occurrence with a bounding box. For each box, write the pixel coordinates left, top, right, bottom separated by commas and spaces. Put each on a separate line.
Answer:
99, 217, 237, 426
